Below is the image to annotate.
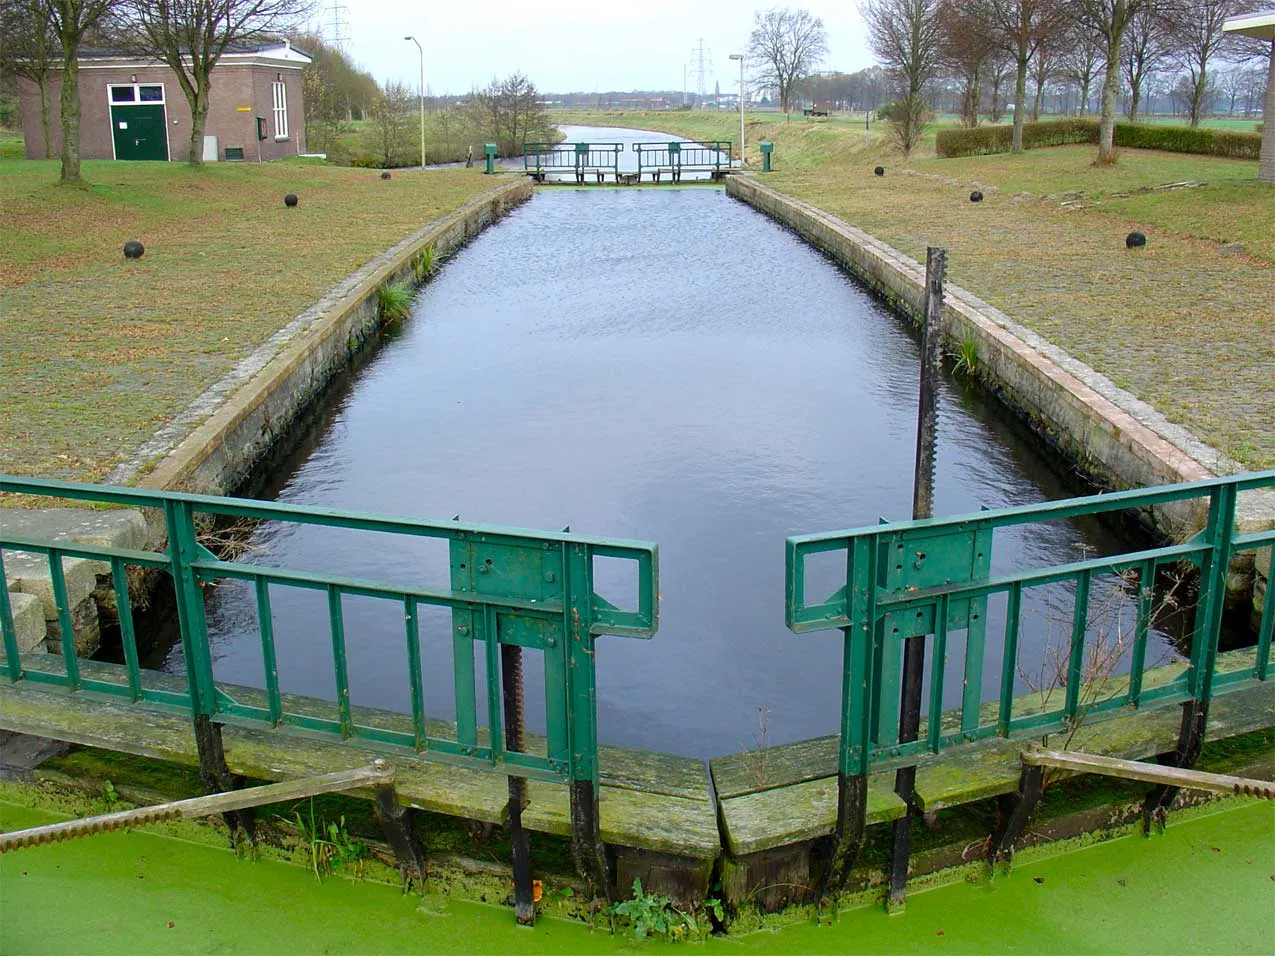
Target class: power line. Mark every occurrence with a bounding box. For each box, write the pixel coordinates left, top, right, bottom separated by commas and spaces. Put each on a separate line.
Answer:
691, 38, 714, 100
325, 0, 350, 49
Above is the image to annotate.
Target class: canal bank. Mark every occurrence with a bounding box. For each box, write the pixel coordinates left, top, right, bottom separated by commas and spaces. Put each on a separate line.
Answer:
725, 173, 1273, 622
4, 154, 1272, 922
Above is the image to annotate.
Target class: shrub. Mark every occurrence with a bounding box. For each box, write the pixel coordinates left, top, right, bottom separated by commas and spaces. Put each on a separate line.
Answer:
936, 118, 1260, 161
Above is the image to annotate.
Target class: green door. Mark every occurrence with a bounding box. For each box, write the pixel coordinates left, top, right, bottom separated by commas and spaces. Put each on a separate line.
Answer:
110, 104, 168, 161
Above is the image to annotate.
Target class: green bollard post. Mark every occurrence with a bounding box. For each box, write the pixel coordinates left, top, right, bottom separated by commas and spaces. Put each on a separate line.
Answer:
760, 141, 774, 172
483, 143, 497, 175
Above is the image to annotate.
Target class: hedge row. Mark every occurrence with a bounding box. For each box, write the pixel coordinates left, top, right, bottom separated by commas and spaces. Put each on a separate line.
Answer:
936, 119, 1099, 157
936, 119, 1262, 161
1112, 123, 1261, 159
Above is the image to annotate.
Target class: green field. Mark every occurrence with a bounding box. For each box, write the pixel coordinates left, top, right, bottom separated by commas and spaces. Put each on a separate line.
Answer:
0, 154, 500, 482
557, 109, 1275, 470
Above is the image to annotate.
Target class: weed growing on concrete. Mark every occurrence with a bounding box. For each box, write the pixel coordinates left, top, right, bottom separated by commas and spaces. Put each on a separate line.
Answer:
951, 334, 979, 377
745, 705, 772, 789
411, 245, 439, 285
377, 281, 415, 326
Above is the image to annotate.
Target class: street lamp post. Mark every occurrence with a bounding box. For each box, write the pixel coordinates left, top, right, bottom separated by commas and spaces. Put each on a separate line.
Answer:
404, 35, 424, 169
728, 54, 744, 165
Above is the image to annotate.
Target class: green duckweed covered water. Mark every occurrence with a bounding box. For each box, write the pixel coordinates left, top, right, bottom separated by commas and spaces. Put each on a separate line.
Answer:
2, 801, 1272, 954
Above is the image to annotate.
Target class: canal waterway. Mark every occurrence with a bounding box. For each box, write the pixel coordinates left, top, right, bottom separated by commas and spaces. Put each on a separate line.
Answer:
161, 177, 1181, 758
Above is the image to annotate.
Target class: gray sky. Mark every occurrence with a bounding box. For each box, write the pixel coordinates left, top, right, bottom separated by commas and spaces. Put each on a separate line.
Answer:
325, 1, 875, 94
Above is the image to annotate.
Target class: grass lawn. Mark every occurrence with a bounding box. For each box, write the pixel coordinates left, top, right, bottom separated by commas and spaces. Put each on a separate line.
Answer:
557, 109, 1275, 470
0, 155, 501, 481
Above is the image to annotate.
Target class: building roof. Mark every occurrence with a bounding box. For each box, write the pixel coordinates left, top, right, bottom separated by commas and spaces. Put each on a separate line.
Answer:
77, 39, 312, 67
1223, 10, 1275, 40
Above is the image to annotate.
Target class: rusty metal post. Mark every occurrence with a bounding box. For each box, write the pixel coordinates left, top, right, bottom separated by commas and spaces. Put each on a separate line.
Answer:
987, 763, 1045, 864
371, 758, 426, 885
1142, 699, 1209, 832
819, 773, 868, 897
569, 779, 613, 902
192, 714, 253, 847
502, 642, 536, 925
888, 246, 947, 911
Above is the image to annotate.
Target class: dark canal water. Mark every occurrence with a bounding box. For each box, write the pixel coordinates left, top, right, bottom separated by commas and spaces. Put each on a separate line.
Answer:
162, 185, 1178, 758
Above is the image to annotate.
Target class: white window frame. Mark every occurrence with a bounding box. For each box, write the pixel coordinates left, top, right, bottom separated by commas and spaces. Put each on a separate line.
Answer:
272, 79, 289, 140
108, 82, 166, 106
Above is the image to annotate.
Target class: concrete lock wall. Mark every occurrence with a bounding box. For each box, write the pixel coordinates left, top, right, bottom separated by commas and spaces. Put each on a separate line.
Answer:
725, 175, 1272, 620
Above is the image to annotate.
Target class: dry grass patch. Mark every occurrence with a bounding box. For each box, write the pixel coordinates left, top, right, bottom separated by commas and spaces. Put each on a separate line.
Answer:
1, 159, 500, 480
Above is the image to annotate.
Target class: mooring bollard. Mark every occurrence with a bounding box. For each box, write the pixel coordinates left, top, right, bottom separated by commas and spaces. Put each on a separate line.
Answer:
483, 143, 497, 175
760, 141, 774, 173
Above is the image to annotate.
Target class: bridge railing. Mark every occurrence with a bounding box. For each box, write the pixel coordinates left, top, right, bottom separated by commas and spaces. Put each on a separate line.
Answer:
0, 477, 658, 789
522, 142, 624, 180
633, 141, 732, 181
786, 470, 1275, 778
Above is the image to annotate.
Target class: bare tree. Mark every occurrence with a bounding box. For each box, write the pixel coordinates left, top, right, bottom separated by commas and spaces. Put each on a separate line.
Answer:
469, 72, 550, 156
939, 0, 997, 126
124, 0, 310, 165
1072, 0, 1157, 163
988, 54, 1013, 120
1058, 22, 1106, 116
1123, 2, 1170, 119
747, 7, 828, 113
0, 0, 57, 156
1030, 36, 1058, 118
46, 0, 118, 181
1162, 0, 1243, 126
367, 80, 412, 167
861, 0, 943, 156
982, 0, 1064, 151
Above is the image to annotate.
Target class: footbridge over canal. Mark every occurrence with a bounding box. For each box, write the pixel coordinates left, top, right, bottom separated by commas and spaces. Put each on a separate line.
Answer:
2, 470, 1272, 920
522, 140, 734, 183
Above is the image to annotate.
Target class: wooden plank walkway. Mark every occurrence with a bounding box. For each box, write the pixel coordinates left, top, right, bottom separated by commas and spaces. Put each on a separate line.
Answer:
2, 648, 1271, 876
0, 658, 720, 862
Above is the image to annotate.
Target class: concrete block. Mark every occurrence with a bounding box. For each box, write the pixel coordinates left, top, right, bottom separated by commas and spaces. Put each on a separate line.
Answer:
4, 591, 47, 655
0, 507, 148, 576
4, 550, 99, 620
45, 595, 100, 657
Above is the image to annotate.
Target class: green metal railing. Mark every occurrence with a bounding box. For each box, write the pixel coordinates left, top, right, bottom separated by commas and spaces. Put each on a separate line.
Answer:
522, 142, 624, 182
633, 141, 732, 181
0, 477, 658, 789
786, 471, 1275, 778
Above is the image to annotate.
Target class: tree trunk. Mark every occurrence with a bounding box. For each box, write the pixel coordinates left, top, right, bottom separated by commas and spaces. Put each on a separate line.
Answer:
1012, 52, 1028, 153
37, 75, 53, 159
1127, 78, 1141, 122
1097, 36, 1122, 165
1188, 71, 1205, 128
187, 87, 209, 165
59, 46, 81, 182
1032, 78, 1044, 121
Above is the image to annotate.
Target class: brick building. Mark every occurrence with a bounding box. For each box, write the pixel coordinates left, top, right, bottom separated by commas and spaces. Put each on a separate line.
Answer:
18, 39, 310, 163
